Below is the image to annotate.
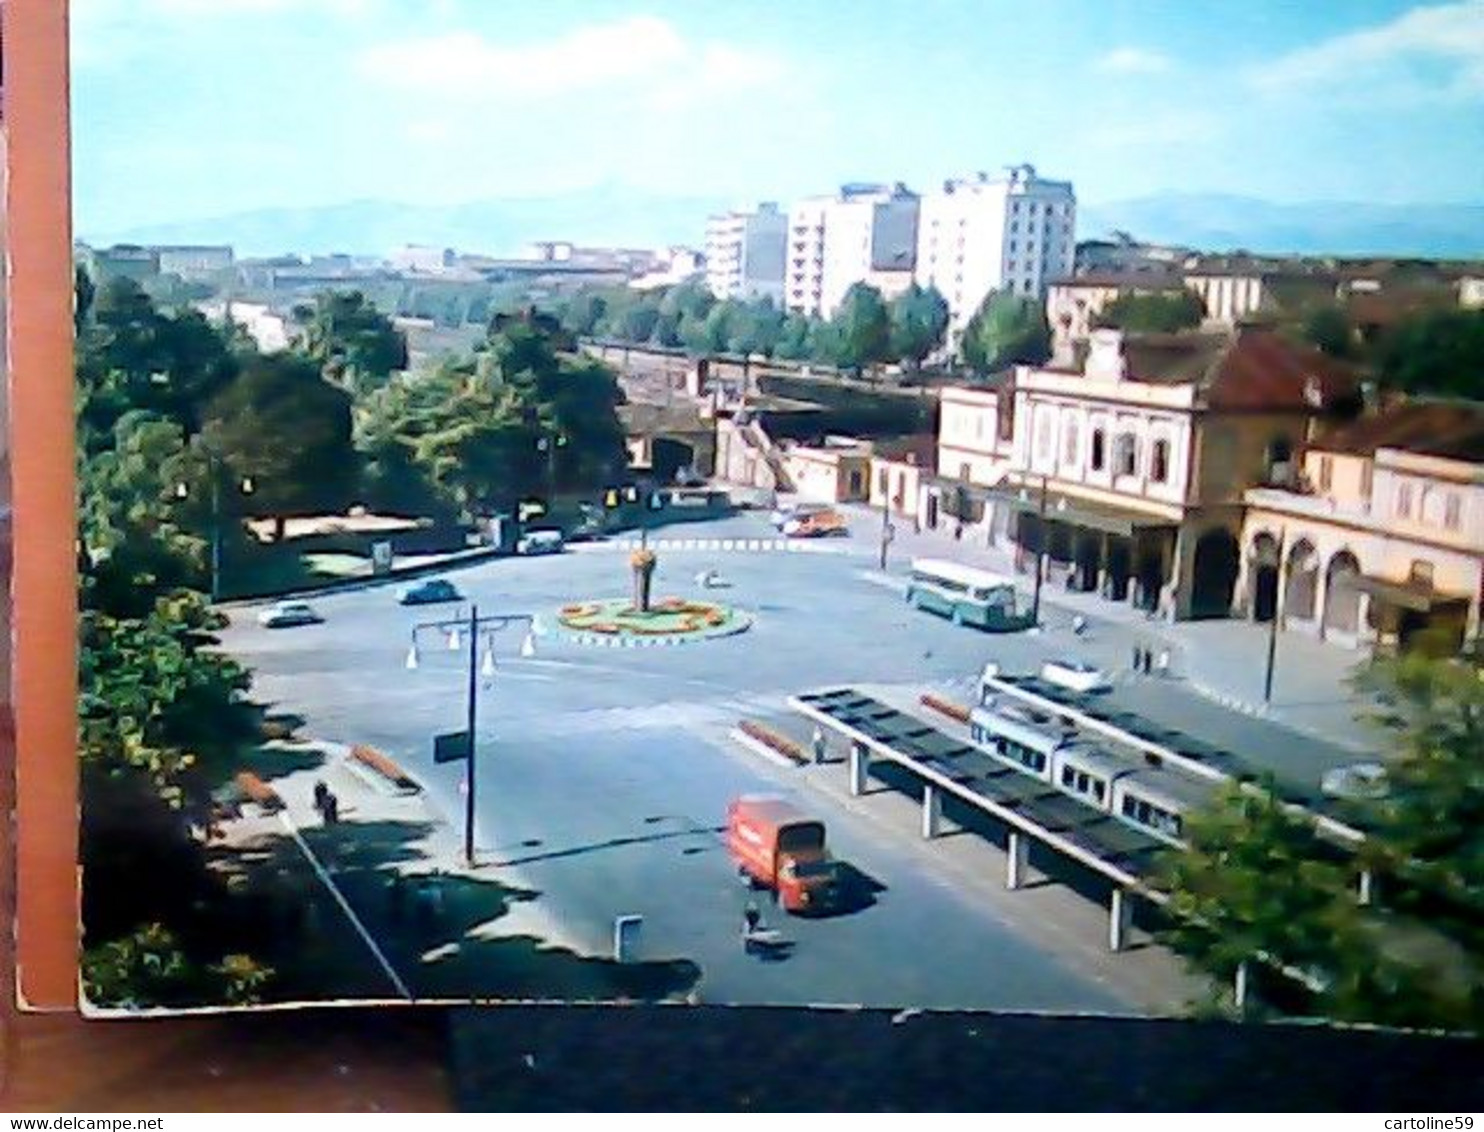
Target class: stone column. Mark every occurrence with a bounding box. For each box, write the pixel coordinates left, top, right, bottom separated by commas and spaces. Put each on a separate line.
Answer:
1108, 887, 1133, 952
848, 741, 869, 797
921, 785, 943, 839
1006, 830, 1029, 890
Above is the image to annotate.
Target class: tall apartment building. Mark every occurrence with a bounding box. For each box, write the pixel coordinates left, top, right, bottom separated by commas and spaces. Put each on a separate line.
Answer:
704, 202, 787, 304
815, 183, 920, 319
785, 196, 829, 318
916, 164, 1076, 348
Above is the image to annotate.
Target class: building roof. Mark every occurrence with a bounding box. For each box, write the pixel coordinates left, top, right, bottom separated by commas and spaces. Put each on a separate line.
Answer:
873, 435, 937, 467
1063, 329, 1358, 411
1048, 271, 1184, 290
1311, 400, 1484, 463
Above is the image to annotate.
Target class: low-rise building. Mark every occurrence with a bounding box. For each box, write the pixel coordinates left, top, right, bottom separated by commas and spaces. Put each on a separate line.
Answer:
1240, 401, 1484, 653
155, 244, 234, 280
928, 326, 1358, 620
781, 437, 875, 504
869, 436, 937, 524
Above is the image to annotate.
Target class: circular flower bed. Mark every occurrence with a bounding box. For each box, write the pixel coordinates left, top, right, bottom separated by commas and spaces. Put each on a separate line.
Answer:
546, 596, 751, 646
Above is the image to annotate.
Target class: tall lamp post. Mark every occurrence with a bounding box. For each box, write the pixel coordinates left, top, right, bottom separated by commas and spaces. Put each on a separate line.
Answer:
1262, 530, 1288, 705
405, 605, 536, 868
1017, 473, 1052, 625
536, 431, 568, 505
176, 453, 254, 603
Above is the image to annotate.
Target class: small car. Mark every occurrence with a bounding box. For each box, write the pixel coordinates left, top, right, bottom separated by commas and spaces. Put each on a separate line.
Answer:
783, 509, 848, 538
769, 501, 832, 529
257, 601, 323, 629
516, 529, 565, 556
1040, 658, 1109, 694
398, 578, 462, 606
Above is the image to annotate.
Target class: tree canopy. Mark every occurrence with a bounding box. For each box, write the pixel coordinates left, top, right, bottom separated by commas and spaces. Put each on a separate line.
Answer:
293, 290, 408, 395
960, 290, 1051, 375
889, 283, 950, 370
831, 283, 892, 375
1374, 309, 1484, 399
1094, 290, 1207, 334
201, 353, 359, 540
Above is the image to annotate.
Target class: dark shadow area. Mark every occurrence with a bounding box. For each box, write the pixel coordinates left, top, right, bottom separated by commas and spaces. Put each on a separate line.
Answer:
491, 824, 724, 868
820, 862, 887, 918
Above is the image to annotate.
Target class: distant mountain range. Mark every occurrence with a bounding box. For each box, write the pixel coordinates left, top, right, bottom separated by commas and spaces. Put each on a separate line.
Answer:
87, 188, 1484, 261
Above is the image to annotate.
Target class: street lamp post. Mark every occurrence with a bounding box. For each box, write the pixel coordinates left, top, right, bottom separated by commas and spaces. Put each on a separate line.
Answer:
878, 494, 893, 571
405, 605, 536, 868
177, 451, 254, 603
1263, 530, 1288, 705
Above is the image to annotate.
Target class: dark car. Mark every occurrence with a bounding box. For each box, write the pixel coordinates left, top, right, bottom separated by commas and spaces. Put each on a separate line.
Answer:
398, 578, 463, 606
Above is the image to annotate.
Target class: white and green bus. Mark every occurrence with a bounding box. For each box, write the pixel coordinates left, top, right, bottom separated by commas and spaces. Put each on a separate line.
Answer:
904, 558, 1029, 631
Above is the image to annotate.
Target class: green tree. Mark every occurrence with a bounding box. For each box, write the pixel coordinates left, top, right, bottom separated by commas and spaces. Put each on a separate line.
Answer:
294, 291, 408, 396
201, 354, 359, 541
560, 289, 610, 338
82, 923, 272, 1010
774, 313, 814, 361
1352, 646, 1484, 953
729, 297, 785, 358
1094, 290, 1206, 334
831, 283, 892, 376
960, 290, 1051, 374
1304, 305, 1357, 359
889, 283, 950, 372
1375, 309, 1484, 398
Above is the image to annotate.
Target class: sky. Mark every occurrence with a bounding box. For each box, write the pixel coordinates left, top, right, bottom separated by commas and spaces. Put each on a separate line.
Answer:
71, 0, 1484, 235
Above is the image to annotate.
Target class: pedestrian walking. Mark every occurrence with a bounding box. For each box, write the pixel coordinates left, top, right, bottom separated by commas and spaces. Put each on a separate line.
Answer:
1071, 614, 1087, 637
313, 780, 330, 814
1131, 644, 1142, 673
1156, 648, 1171, 677
743, 901, 761, 936
323, 791, 340, 825
1142, 648, 1154, 676
811, 726, 827, 765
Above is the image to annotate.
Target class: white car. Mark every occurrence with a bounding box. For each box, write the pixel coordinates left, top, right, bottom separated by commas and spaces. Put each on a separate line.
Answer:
516, 529, 565, 556
1321, 761, 1389, 801
1040, 658, 1109, 694
256, 601, 323, 629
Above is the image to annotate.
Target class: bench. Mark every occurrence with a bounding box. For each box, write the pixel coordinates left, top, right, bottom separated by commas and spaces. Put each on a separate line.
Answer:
349, 744, 422, 794
919, 693, 971, 724
737, 720, 809, 766
234, 771, 285, 813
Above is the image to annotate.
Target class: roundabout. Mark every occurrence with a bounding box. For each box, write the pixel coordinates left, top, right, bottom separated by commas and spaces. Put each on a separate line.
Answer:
545, 596, 753, 647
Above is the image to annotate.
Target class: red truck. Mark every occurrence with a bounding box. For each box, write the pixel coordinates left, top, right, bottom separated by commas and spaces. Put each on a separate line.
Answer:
726, 795, 842, 914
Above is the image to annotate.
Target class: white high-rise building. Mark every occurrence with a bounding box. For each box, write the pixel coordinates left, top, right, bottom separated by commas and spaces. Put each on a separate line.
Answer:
705, 202, 787, 304
915, 164, 1076, 348
785, 196, 830, 318
816, 183, 920, 319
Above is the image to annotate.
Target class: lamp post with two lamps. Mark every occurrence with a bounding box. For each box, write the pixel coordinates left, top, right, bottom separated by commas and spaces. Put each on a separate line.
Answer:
175, 455, 255, 603
404, 605, 536, 868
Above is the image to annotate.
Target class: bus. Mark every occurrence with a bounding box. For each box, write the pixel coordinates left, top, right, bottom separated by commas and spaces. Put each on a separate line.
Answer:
904, 558, 1030, 631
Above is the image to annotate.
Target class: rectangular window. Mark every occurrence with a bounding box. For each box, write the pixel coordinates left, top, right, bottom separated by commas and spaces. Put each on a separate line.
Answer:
1091, 429, 1106, 471
1361, 460, 1374, 502
1396, 482, 1413, 519
1444, 494, 1461, 530
1318, 455, 1333, 493
1150, 439, 1170, 484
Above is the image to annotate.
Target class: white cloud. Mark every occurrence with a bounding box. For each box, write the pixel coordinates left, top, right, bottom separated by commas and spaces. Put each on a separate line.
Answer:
356, 16, 785, 100
1249, 0, 1484, 102
1095, 47, 1172, 75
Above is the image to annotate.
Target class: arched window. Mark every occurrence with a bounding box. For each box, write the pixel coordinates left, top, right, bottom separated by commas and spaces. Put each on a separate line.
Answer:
1035, 411, 1054, 460
1090, 428, 1107, 471
1150, 438, 1171, 484
1063, 419, 1080, 466
1114, 433, 1138, 477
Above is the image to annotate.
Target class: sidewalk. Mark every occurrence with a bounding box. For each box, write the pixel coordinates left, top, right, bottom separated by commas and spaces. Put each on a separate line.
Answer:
835, 501, 1381, 753
210, 742, 702, 1004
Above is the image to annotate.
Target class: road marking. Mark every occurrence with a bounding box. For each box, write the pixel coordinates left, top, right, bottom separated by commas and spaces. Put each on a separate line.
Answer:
277, 812, 414, 1001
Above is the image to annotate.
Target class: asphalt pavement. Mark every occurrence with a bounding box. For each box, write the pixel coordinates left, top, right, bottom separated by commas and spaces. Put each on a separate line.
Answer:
217, 508, 1375, 1012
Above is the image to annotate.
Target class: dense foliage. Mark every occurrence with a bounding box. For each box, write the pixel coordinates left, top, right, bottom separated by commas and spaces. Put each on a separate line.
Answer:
1157, 647, 1484, 1029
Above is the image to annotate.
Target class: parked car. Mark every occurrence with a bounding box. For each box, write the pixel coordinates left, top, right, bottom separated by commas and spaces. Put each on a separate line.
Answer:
1040, 658, 1109, 694
398, 578, 462, 606
256, 601, 323, 629
516, 529, 565, 556
769, 501, 832, 529
783, 509, 849, 538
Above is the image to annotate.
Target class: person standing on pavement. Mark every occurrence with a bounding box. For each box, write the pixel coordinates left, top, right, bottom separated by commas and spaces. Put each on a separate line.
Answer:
743, 901, 761, 936
812, 726, 827, 765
